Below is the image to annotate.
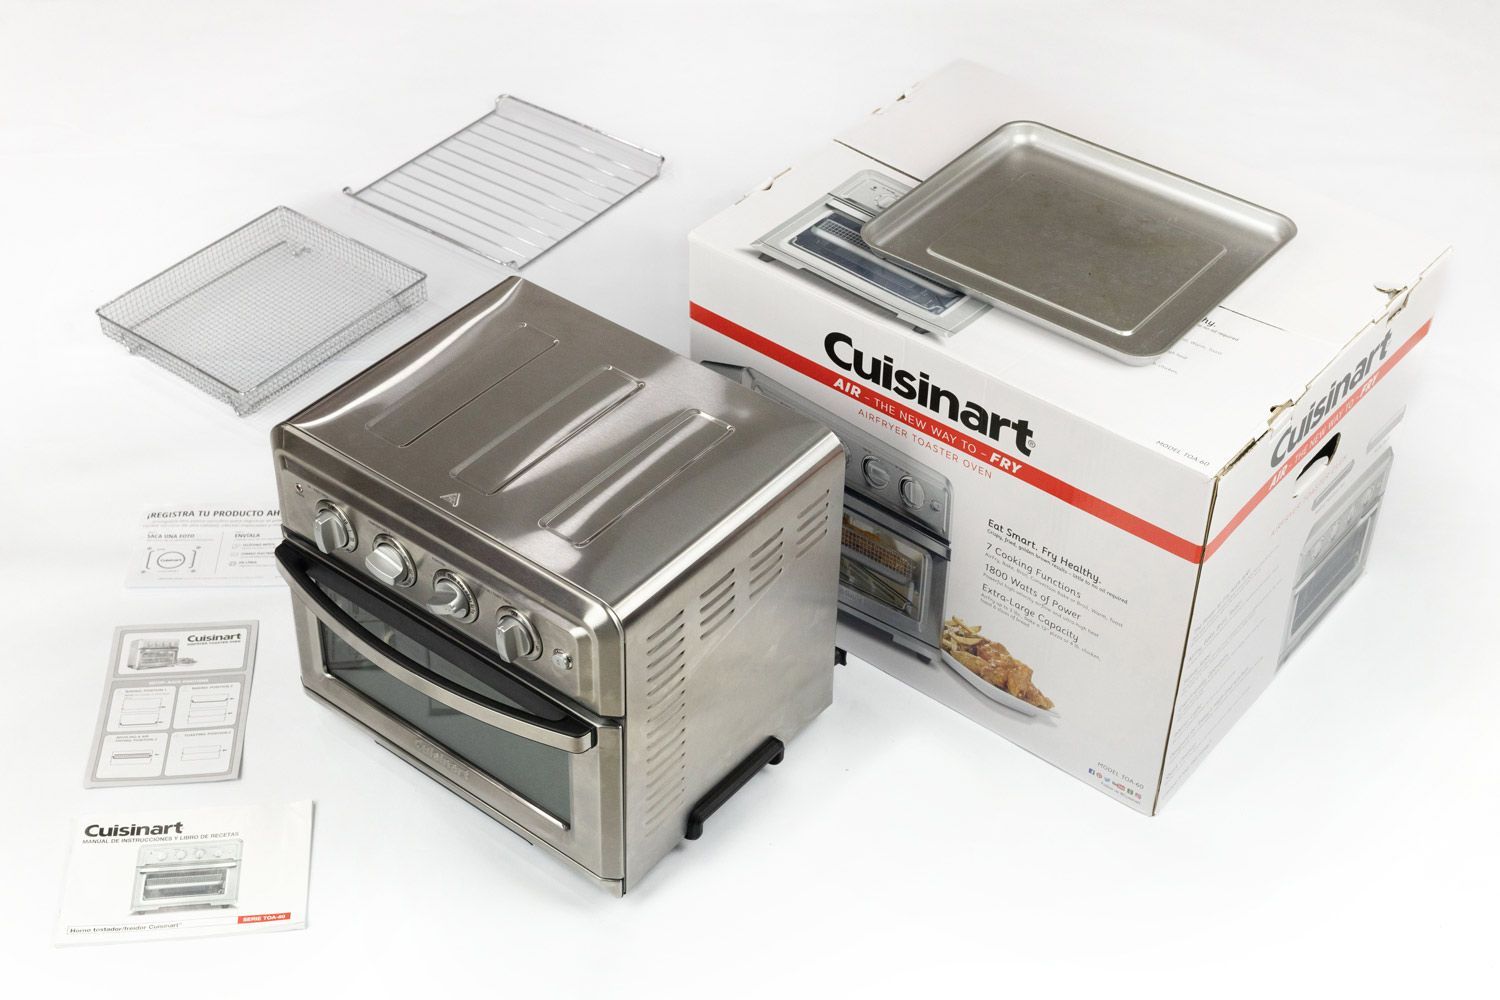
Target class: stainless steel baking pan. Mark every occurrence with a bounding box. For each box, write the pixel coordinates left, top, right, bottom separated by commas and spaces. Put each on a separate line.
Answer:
861, 121, 1297, 363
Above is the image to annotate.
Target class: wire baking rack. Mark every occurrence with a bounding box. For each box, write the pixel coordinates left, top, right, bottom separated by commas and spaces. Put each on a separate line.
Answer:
343, 95, 663, 267
97, 207, 427, 415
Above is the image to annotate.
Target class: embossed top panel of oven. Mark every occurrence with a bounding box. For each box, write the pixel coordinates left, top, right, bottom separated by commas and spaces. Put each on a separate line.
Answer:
282, 279, 839, 607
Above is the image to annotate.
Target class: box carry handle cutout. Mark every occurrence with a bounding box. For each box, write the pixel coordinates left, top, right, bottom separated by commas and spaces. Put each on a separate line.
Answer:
1291, 432, 1341, 499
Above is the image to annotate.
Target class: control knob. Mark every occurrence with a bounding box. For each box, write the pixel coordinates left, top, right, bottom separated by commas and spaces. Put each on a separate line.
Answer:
898, 476, 926, 510
427, 571, 478, 623
364, 536, 415, 588
312, 503, 355, 554
494, 608, 539, 663
862, 457, 891, 490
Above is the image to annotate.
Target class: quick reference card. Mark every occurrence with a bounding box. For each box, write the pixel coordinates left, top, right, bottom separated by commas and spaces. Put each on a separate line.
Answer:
84, 622, 258, 787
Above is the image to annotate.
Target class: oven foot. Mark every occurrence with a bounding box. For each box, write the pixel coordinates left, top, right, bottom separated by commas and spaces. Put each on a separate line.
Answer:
834, 645, 847, 666
684, 736, 785, 841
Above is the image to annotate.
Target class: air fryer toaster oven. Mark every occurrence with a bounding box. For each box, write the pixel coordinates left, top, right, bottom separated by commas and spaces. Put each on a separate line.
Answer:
131, 840, 241, 914
1280, 448, 1395, 662
128, 639, 180, 671
274, 279, 845, 894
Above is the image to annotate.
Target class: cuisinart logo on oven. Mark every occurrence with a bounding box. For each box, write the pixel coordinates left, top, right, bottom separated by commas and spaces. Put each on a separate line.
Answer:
413, 738, 470, 781
84, 821, 185, 837
1271, 331, 1392, 467
824, 333, 1035, 455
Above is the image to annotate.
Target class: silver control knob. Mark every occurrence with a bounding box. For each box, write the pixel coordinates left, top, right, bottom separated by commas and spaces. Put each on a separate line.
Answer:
494, 608, 538, 663
898, 476, 926, 510
313, 504, 355, 554
862, 457, 891, 490
427, 572, 477, 623
364, 537, 414, 588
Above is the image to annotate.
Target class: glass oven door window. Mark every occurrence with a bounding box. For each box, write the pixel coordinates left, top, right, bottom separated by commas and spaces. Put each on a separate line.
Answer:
140, 867, 230, 901
315, 585, 575, 824
839, 508, 930, 624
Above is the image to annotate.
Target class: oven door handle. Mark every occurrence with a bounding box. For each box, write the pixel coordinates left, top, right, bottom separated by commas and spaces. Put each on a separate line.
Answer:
278, 546, 596, 754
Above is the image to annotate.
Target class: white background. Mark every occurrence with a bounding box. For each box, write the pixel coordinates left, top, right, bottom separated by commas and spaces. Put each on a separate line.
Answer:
2, 0, 1496, 993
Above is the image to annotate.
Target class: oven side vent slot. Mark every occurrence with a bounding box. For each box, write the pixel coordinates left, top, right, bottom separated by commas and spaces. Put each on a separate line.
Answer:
641, 611, 689, 832
699, 567, 737, 640
794, 490, 831, 557
747, 527, 784, 600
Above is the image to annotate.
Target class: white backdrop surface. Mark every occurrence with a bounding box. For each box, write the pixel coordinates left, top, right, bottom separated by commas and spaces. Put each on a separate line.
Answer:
2, 0, 1496, 994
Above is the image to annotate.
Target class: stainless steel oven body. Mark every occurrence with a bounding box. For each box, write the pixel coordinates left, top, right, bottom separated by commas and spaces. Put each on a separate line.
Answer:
131, 840, 241, 913
756, 170, 989, 338
274, 279, 844, 893
1280, 448, 1394, 662
705, 364, 952, 658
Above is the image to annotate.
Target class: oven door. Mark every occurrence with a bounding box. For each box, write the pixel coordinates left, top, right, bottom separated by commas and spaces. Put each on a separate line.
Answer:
132, 861, 239, 912
276, 541, 623, 886
837, 493, 949, 655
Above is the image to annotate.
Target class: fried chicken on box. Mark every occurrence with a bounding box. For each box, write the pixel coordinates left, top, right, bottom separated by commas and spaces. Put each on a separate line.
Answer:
940, 617, 1054, 711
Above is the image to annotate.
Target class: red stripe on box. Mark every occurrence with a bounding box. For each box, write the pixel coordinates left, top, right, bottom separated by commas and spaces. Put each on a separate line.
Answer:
691, 301, 1205, 562
690, 302, 1430, 565
1203, 318, 1431, 559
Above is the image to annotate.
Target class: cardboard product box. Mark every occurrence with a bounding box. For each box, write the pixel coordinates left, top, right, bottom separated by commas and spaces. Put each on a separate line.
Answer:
687, 61, 1449, 813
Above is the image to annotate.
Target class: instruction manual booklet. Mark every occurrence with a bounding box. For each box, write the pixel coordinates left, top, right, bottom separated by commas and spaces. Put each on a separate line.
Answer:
85, 621, 258, 787
127, 505, 282, 587
55, 800, 313, 946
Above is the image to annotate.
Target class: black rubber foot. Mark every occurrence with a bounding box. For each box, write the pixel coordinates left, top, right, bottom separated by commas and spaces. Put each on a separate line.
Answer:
685, 736, 785, 841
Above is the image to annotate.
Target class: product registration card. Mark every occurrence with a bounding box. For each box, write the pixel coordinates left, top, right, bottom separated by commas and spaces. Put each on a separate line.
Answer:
126, 504, 282, 587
